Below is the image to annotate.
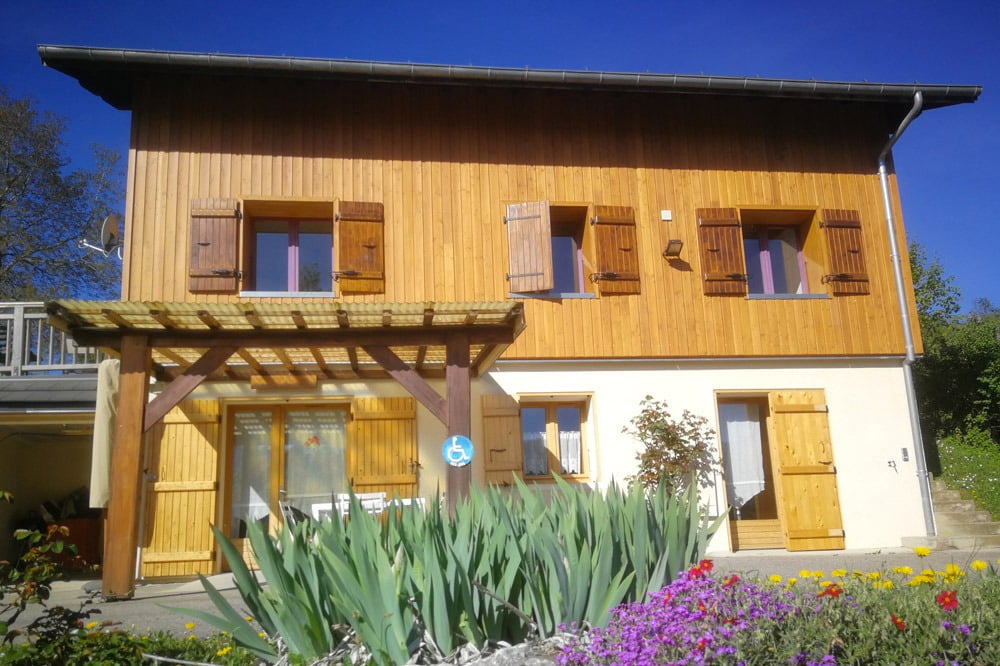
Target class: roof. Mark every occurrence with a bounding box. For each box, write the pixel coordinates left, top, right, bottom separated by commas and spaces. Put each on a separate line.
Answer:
0, 376, 97, 411
38, 45, 982, 112
46, 300, 525, 381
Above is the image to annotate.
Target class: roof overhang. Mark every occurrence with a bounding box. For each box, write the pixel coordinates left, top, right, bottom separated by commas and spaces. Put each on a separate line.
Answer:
46, 300, 525, 382
38, 45, 982, 112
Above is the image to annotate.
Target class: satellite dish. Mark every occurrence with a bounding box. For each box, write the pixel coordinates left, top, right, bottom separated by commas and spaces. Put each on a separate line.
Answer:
100, 215, 121, 253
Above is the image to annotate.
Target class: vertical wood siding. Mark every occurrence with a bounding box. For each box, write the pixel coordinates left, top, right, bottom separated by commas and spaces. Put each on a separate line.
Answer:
123, 78, 920, 357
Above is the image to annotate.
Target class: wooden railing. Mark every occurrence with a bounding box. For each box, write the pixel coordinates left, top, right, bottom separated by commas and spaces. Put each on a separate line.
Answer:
0, 302, 104, 376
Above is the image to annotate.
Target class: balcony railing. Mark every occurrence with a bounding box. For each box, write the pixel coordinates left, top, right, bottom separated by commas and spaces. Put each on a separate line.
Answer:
0, 302, 104, 376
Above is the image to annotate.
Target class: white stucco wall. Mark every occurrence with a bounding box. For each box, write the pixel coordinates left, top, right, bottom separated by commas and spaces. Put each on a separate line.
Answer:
191, 356, 925, 552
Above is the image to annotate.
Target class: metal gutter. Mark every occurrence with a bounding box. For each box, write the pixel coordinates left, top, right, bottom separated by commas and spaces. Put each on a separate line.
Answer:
38, 45, 982, 112
877, 91, 936, 537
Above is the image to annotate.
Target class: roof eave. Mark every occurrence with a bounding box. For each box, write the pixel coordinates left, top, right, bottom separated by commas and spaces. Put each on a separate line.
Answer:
38, 44, 983, 112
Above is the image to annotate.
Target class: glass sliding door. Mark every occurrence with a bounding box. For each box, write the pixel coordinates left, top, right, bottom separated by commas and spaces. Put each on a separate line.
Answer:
227, 405, 347, 537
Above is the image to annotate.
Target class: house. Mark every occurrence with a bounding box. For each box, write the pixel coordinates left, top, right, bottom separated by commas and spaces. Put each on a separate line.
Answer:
37, 46, 980, 599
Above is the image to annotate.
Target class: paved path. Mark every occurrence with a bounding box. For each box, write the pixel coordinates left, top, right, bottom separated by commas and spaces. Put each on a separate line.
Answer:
11, 547, 1000, 637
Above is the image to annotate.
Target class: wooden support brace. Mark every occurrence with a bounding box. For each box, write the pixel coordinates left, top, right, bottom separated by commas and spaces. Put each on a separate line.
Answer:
143, 346, 237, 432
363, 344, 447, 424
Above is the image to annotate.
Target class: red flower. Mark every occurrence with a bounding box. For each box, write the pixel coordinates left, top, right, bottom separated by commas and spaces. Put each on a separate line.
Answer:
817, 584, 844, 599
687, 559, 714, 580
890, 613, 906, 632
936, 590, 959, 612
723, 574, 740, 588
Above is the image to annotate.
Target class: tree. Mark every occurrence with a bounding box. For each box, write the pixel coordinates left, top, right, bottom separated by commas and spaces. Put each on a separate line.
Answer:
0, 89, 121, 300
909, 241, 961, 337
624, 396, 716, 494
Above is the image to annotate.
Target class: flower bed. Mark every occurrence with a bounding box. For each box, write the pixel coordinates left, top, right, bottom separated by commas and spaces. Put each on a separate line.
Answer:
559, 552, 1000, 665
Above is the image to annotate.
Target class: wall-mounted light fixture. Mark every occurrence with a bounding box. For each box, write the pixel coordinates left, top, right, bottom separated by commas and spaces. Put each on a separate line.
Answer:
662, 239, 684, 258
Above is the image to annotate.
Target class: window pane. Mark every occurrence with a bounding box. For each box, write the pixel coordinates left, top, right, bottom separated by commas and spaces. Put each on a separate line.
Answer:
298, 230, 332, 292
283, 410, 347, 517
521, 407, 548, 475
743, 236, 765, 294
255, 230, 289, 291
551, 235, 579, 293
556, 406, 582, 474
766, 228, 803, 294
231, 411, 272, 537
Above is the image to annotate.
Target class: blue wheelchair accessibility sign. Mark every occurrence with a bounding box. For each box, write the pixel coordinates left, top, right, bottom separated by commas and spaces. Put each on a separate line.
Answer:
442, 435, 474, 467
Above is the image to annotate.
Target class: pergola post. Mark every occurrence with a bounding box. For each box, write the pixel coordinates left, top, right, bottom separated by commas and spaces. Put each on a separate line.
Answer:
103, 334, 150, 599
445, 331, 471, 513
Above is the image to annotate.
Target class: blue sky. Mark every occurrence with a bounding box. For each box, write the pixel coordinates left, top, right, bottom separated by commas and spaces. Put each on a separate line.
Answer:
2, 1, 996, 311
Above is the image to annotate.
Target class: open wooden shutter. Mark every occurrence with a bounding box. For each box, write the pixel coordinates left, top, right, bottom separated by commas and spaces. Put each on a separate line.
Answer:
697, 208, 747, 295
335, 201, 385, 294
189, 198, 241, 293
768, 390, 845, 551
505, 201, 553, 292
139, 400, 220, 578
482, 394, 523, 485
591, 205, 640, 294
347, 397, 417, 500
820, 209, 869, 295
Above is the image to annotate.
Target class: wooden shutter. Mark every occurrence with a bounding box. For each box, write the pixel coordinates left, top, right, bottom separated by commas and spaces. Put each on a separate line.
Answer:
482, 394, 523, 485
189, 198, 241, 293
591, 205, 640, 294
820, 209, 869, 295
697, 208, 747, 295
505, 201, 553, 292
347, 397, 417, 500
335, 201, 385, 294
768, 390, 845, 551
139, 400, 220, 578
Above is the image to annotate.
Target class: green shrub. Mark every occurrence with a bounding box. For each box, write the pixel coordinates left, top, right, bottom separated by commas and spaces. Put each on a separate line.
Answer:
623, 396, 716, 494
189, 479, 723, 665
939, 427, 1000, 519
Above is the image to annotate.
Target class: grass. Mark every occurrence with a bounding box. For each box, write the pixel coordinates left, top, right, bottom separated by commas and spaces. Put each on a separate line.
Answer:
938, 427, 1000, 520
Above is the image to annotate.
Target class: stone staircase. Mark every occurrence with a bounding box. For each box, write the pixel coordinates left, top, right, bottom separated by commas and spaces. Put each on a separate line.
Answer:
902, 478, 1000, 549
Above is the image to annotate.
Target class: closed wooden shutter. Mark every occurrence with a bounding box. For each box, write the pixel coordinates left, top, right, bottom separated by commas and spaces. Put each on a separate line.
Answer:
139, 400, 220, 578
347, 397, 417, 500
820, 209, 869, 295
768, 390, 845, 551
696, 208, 747, 295
482, 394, 523, 485
505, 201, 553, 292
189, 199, 241, 293
591, 205, 640, 294
335, 201, 385, 294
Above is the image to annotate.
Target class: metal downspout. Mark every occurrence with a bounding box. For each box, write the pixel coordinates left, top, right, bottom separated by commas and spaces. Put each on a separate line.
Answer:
877, 91, 936, 536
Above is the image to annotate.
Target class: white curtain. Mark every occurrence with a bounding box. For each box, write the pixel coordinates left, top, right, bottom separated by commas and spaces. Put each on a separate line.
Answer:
559, 430, 582, 474
719, 402, 765, 511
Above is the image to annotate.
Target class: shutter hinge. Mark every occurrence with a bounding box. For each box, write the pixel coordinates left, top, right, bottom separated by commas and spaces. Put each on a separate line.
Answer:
211, 269, 242, 278
505, 271, 544, 280
590, 271, 639, 282
822, 273, 867, 283
504, 214, 542, 224
333, 270, 360, 281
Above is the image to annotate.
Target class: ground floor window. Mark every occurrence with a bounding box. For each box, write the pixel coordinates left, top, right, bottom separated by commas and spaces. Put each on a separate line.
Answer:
227, 405, 347, 537
520, 400, 587, 478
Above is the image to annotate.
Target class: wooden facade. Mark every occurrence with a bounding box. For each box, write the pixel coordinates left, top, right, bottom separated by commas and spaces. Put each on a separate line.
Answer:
121, 77, 921, 359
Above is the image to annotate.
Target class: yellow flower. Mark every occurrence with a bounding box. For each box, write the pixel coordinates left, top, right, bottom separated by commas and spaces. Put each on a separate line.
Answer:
188, 635, 196, 640
786, 577, 797, 587
184, 622, 196, 631
831, 569, 847, 578
971, 560, 988, 571
879, 580, 895, 590
768, 574, 783, 584
921, 568, 937, 578
798, 569, 811, 578
913, 546, 931, 557
258, 631, 267, 639
866, 571, 881, 581
810, 570, 825, 579
818, 580, 833, 588
851, 570, 865, 578
217, 646, 232, 656
892, 566, 913, 576
85, 621, 99, 629
245, 616, 254, 622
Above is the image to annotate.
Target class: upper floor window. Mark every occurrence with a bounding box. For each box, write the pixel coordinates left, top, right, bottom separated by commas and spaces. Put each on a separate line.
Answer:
696, 207, 870, 298
250, 219, 332, 292
504, 201, 640, 297
187, 198, 385, 296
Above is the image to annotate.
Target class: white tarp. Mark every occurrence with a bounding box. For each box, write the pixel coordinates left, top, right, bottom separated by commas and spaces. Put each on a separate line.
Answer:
719, 402, 766, 513
89, 358, 119, 508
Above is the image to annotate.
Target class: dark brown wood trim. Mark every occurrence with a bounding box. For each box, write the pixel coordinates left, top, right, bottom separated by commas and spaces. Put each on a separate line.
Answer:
143, 346, 237, 432
445, 331, 472, 513
363, 345, 447, 424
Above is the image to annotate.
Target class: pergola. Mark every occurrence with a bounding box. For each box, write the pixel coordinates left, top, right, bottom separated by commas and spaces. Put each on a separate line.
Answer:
46, 299, 525, 599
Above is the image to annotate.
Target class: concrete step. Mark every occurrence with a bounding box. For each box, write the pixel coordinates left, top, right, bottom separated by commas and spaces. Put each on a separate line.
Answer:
936, 509, 994, 524
932, 488, 964, 503
902, 534, 1000, 550
934, 499, 978, 513
937, 521, 1000, 537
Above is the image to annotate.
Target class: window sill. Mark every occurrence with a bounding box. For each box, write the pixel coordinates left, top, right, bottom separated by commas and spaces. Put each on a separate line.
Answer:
523, 474, 590, 483
746, 293, 828, 300
240, 291, 337, 298
508, 292, 597, 300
